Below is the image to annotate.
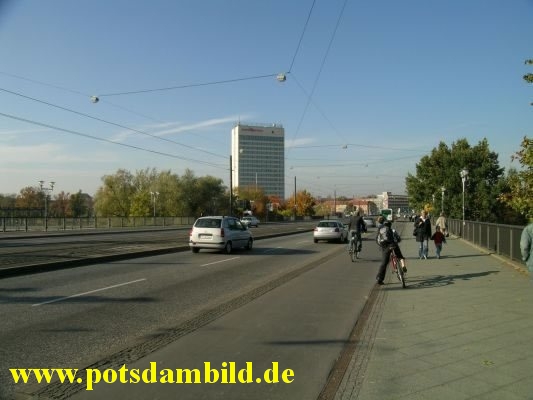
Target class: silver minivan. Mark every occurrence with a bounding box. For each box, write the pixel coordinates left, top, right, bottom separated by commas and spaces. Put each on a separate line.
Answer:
189, 216, 253, 254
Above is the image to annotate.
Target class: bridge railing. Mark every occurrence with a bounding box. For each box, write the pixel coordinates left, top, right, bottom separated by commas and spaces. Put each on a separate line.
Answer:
447, 218, 525, 264
0, 216, 196, 232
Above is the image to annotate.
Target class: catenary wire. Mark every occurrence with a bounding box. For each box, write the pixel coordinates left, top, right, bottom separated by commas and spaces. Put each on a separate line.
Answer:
0, 87, 227, 159
288, 0, 317, 73
96, 73, 283, 98
287, 0, 349, 150
0, 111, 225, 169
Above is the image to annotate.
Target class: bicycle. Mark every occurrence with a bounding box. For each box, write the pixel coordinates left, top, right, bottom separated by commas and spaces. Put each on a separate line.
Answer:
389, 247, 406, 288
348, 231, 362, 262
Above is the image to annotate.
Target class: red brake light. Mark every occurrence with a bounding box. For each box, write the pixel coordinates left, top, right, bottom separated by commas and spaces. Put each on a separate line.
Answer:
220, 228, 225, 237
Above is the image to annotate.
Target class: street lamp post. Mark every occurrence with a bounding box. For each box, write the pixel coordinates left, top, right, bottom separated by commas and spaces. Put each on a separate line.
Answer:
441, 186, 445, 214
39, 180, 55, 231
150, 191, 159, 217
229, 155, 233, 216
460, 168, 469, 233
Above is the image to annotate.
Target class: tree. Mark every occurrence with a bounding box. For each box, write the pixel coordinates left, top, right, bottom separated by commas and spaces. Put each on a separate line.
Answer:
69, 191, 88, 218
50, 191, 70, 217
93, 169, 135, 217
405, 138, 505, 222
498, 136, 533, 220
524, 59, 533, 83
285, 190, 316, 217
15, 186, 42, 210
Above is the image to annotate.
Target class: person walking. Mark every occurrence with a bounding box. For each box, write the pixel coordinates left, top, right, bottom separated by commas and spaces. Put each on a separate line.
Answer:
520, 221, 533, 279
414, 210, 432, 259
435, 212, 448, 237
431, 225, 446, 259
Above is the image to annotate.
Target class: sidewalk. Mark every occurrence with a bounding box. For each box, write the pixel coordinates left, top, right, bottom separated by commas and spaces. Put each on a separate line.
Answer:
336, 236, 533, 400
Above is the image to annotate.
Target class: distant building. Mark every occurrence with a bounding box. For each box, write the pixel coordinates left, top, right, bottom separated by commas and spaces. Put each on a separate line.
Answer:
380, 192, 409, 215
231, 123, 285, 199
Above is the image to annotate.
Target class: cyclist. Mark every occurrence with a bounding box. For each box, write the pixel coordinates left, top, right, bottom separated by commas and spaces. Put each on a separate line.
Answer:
347, 211, 367, 254
375, 220, 407, 285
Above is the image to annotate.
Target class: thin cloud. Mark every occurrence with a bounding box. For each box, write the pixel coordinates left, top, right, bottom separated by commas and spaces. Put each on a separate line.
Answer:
285, 137, 317, 148
0, 143, 116, 164
109, 115, 246, 143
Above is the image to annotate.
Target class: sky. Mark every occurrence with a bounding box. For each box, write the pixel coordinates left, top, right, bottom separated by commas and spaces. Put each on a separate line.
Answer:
0, 0, 532, 200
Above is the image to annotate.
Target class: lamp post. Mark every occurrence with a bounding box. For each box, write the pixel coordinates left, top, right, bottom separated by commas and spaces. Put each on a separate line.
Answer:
460, 168, 468, 232
39, 180, 55, 231
150, 191, 159, 217
441, 186, 445, 214
229, 155, 233, 216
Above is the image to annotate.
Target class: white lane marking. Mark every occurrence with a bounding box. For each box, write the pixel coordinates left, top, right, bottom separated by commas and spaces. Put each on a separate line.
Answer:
32, 279, 147, 307
201, 257, 240, 267
295, 240, 309, 245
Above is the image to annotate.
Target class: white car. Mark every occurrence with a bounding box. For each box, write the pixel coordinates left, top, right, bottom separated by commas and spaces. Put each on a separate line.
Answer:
313, 220, 348, 243
241, 216, 260, 227
189, 216, 253, 254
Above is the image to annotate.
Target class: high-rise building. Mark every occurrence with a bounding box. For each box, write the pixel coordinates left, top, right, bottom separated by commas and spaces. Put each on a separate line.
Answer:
231, 123, 285, 199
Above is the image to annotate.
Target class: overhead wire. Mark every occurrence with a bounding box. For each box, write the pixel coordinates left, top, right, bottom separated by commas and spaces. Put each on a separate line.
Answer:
96, 73, 283, 98
0, 70, 162, 123
0, 111, 225, 168
0, 87, 227, 160
287, 0, 350, 150
288, 0, 317, 73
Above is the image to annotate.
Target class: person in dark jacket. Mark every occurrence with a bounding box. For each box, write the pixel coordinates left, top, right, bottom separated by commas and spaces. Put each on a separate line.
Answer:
414, 210, 432, 259
375, 220, 406, 285
347, 211, 367, 253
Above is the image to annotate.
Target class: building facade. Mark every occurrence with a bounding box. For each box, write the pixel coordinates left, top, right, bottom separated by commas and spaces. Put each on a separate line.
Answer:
231, 123, 285, 199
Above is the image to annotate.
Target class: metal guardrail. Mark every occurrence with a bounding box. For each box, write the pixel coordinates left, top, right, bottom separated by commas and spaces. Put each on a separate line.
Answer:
447, 218, 525, 263
0, 216, 197, 232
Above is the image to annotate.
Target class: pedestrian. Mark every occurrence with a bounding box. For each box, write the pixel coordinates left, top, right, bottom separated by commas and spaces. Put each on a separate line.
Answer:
435, 212, 448, 237
520, 221, 533, 279
431, 225, 446, 259
414, 210, 432, 259
376, 215, 385, 229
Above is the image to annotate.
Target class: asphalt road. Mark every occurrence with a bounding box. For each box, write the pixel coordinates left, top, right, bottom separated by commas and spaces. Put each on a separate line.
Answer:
1, 229, 382, 400
0, 221, 317, 277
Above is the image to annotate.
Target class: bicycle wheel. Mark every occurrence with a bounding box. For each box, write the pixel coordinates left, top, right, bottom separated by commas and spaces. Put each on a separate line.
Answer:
350, 241, 357, 262
396, 261, 406, 288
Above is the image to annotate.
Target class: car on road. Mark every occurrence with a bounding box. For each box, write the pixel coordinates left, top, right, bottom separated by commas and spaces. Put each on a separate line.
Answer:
189, 216, 253, 254
363, 216, 376, 228
241, 216, 260, 227
313, 220, 348, 243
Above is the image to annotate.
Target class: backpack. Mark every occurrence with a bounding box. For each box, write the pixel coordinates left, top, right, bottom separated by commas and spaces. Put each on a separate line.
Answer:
393, 229, 401, 243
376, 226, 393, 247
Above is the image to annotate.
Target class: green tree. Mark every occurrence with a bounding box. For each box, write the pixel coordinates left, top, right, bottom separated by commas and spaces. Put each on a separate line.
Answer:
69, 190, 88, 218
498, 136, 533, 219
93, 169, 135, 217
405, 138, 505, 222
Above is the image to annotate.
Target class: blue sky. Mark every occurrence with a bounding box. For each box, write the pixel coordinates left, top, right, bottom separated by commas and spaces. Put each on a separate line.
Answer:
0, 0, 531, 199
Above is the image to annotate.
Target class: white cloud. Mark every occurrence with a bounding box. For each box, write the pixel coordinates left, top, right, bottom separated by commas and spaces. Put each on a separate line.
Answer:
285, 137, 317, 148
109, 114, 246, 143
